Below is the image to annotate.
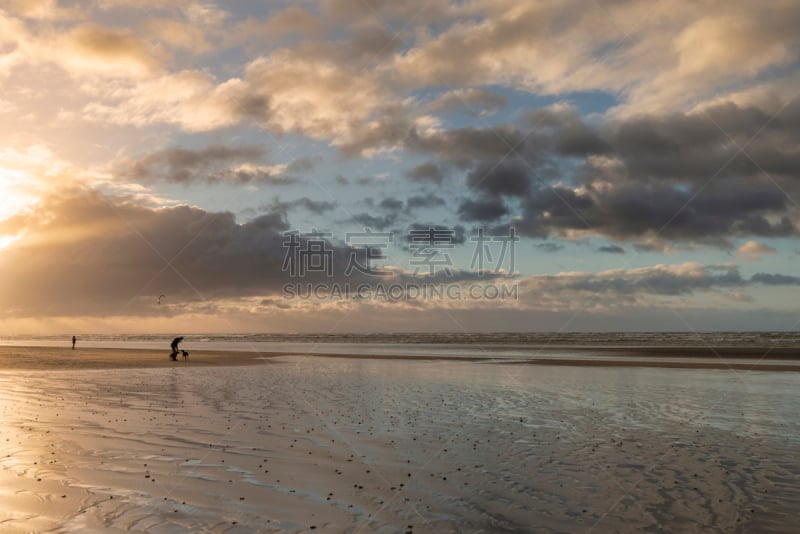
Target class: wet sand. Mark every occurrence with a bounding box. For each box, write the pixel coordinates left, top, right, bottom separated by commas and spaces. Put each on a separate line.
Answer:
0, 346, 265, 371
1, 353, 799, 532
1, 345, 799, 371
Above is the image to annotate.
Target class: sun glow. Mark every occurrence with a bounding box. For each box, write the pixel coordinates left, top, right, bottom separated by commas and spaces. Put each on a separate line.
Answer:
0, 169, 38, 251
0, 169, 38, 217
0, 235, 18, 250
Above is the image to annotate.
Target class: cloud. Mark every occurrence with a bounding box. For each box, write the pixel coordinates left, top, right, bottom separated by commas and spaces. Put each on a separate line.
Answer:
393, 1, 800, 117
506, 261, 800, 313
3, 187, 798, 323
0, 187, 484, 318
525, 105, 610, 156
737, 240, 777, 260
286, 155, 323, 174
121, 144, 303, 185
272, 198, 338, 215
406, 161, 445, 184
427, 88, 507, 116
750, 273, 800, 285
466, 160, 531, 198
624, 8, 800, 115
238, 53, 410, 155
345, 213, 397, 231
60, 25, 166, 77
407, 125, 527, 167
81, 70, 270, 130
457, 197, 508, 222
517, 263, 746, 309
403, 223, 467, 245
534, 242, 564, 253
379, 198, 403, 212
5, 0, 82, 20
597, 245, 626, 254
405, 195, 446, 211
236, 6, 322, 42
429, 99, 800, 246
145, 17, 215, 54
6, 0, 799, 160
512, 180, 796, 245
410, 99, 800, 244
0, 188, 288, 316
214, 165, 303, 186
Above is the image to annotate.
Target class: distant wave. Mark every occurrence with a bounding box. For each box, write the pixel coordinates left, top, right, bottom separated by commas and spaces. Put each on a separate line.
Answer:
2, 331, 798, 347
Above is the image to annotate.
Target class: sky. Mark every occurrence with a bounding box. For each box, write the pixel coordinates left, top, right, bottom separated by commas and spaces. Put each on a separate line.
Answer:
0, 0, 799, 334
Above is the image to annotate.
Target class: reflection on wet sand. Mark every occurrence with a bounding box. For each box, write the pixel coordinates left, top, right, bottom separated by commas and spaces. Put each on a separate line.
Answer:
1, 358, 798, 532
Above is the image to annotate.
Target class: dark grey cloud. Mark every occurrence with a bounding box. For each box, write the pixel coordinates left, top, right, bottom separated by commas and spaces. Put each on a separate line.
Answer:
123, 144, 309, 186
0, 189, 290, 316
533, 264, 745, 296
345, 197, 416, 230
0, 188, 486, 318
633, 243, 663, 252
466, 160, 530, 197
534, 242, 564, 253
379, 198, 404, 212
230, 93, 271, 123
354, 176, 385, 186
517, 264, 800, 308
525, 107, 610, 156
346, 213, 397, 230
286, 155, 324, 174
397, 98, 800, 246
271, 197, 338, 214
406, 161, 445, 184
406, 125, 528, 167
213, 168, 302, 186
513, 179, 796, 245
597, 245, 626, 254
405, 194, 446, 211
404, 223, 467, 245
750, 273, 800, 285
607, 101, 800, 182
457, 197, 509, 222
125, 144, 265, 184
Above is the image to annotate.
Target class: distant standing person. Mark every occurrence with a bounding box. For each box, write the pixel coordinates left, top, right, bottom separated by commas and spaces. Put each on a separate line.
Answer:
72, 336, 76, 350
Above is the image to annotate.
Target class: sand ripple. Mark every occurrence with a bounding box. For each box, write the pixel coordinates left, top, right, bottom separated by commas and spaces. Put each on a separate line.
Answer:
1, 360, 799, 533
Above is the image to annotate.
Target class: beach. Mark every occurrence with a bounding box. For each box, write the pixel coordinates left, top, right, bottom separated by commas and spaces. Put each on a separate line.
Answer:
1, 347, 799, 532
2, 345, 800, 371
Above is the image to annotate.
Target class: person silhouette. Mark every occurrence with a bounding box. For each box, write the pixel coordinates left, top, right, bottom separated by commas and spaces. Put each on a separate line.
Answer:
72, 336, 76, 350
170, 336, 184, 361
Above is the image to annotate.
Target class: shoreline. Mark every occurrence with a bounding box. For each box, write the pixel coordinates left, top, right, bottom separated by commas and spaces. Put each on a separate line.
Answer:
1, 345, 799, 372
